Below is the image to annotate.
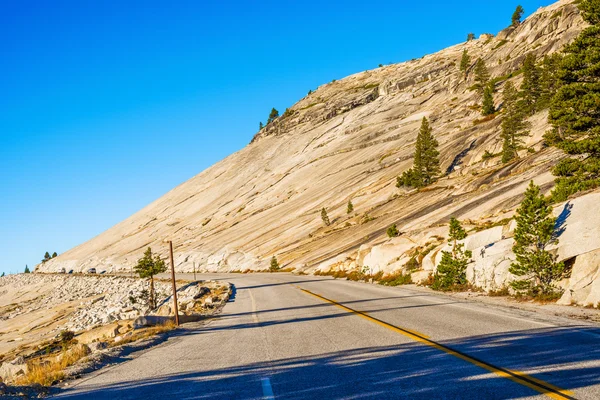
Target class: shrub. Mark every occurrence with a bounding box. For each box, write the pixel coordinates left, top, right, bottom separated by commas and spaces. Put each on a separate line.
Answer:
347, 200, 354, 214
431, 218, 472, 291
378, 271, 413, 286
387, 224, 399, 238
482, 150, 496, 160
321, 208, 331, 226
270, 256, 280, 272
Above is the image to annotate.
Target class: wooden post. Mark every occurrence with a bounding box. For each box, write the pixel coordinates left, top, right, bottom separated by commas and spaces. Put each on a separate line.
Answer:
168, 241, 180, 326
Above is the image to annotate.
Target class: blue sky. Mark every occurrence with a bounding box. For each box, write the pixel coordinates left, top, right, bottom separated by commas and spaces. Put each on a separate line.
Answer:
0, 0, 554, 275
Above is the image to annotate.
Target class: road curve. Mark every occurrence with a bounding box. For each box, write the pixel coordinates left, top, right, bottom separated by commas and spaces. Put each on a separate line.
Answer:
52, 273, 600, 399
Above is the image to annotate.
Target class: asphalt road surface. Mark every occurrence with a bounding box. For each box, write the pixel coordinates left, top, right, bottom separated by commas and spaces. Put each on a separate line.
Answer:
52, 273, 600, 399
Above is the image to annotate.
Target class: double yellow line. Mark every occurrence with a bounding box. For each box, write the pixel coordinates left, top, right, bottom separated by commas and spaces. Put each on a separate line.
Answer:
300, 288, 575, 400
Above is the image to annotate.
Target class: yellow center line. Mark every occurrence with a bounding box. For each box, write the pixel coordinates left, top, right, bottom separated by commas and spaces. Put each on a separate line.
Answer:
298, 287, 575, 400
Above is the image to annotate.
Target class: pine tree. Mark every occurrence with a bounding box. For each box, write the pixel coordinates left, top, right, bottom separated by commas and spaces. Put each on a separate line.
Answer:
501, 81, 530, 163
24, 265, 30, 274
512, 5, 525, 27
1, 272, 4, 277
474, 59, 490, 95
546, 0, 600, 201
52, 252, 58, 258
42, 252, 51, 263
270, 256, 280, 272
509, 181, 566, 296
481, 83, 496, 115
397, 117, 441, 188
467, 33, 476, 42
538, 53, 563, 109
134, 247, 167, 309
432, 218, 472, 290
321, 208, 331, 226
580, 0, 600, 23
267, 108, 279, 124
387, 224, 399, 238
259, 122, 264, 130
460, 49, 471, 80
520, 54, 541, 114
347, 200, 354, 214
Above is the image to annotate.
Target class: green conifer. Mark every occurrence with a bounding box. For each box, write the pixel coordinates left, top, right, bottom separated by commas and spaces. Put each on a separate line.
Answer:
387, 224, 399, 238
347, 200, 354, 214
546, 0, 600, 201
474, 59, 490, 95
481, 83, 496, 116
267, 108, 279, 124
24, 265, 30, 274
501, 81, 530, 163
520, 54, 542, 114
270, 256, 280, 272
460, 49, 471, 80
397, 118, 441, 188
134, 247, 167, 309
509, 181, 566, 296
432, 218, 471, 290
467, 33, 475, 42
538, 53, 563, 109
512, 5, 525, 27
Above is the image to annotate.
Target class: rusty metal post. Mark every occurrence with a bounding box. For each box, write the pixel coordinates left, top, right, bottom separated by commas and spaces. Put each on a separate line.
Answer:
168, 240, 180, 326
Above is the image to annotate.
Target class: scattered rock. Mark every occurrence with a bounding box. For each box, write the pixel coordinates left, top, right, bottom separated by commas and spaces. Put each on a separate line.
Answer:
87, 342, 108, 353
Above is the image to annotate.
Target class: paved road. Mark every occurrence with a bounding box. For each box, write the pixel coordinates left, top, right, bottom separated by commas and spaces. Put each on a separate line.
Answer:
53, 273, 600, 399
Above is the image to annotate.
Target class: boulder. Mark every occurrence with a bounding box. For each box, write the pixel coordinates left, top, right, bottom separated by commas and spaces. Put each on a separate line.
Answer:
133, 315, 172, 329
558, 248, 600, 306
411, 270, 432, 285
362, 237, 415, 273
467, 238, 515, 292
76, 323, 120, 344
155, 304, 172, 316
0, 357, 29, 382
552, 194, 600, 261
87, 342, 108, 353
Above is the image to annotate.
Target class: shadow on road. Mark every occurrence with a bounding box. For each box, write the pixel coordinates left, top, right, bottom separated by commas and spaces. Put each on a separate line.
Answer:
53, 325, 600, 399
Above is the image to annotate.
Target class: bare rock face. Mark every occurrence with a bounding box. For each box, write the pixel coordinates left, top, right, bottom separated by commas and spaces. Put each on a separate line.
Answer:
558, 249, 600, 306
34, 1, 594, 299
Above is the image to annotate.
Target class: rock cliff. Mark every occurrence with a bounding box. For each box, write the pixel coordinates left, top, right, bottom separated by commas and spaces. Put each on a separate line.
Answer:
35, 1, 600, 304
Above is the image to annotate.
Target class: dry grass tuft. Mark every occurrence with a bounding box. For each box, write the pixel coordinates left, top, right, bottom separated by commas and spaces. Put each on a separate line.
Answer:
16, 345, 90, 386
